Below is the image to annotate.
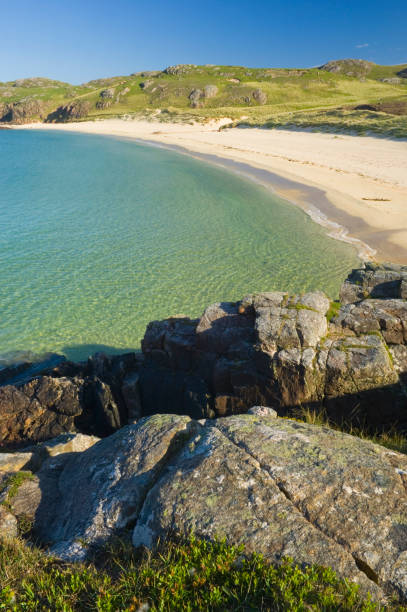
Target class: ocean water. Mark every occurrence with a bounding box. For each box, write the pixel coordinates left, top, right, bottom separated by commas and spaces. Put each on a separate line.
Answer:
0, 129, 359, 362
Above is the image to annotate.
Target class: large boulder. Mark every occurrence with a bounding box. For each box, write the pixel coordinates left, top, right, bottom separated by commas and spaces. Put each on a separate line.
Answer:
33, 414, 196, 559
11, 412, 406, 601
189, 88, 203, 108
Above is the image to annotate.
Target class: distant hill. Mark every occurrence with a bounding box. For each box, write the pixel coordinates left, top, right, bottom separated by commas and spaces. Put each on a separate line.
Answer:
1, 61, 406, 137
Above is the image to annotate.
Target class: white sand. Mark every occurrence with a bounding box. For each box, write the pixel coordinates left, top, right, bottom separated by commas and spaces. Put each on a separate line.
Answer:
15, 118, 407, 263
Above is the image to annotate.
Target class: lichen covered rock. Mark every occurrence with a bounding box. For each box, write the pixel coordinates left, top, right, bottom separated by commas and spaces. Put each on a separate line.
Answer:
16, 412, 406, 601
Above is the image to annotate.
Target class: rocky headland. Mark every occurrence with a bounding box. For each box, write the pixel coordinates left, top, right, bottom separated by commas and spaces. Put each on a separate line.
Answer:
1, 262, 407, 602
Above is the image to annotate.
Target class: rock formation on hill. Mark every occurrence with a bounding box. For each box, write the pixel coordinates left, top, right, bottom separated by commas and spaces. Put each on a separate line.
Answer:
1, 262, 407, 450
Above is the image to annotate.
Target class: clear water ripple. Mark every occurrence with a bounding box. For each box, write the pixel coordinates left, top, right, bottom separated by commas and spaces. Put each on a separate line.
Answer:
0, 130, 358, 361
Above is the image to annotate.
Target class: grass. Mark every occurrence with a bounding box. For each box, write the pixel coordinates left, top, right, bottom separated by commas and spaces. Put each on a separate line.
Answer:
292, 406, 407, 455
1, 63, 407, 137
0, 534, 398, 611
0, 471, 34, 509
253, 108, 407, 139
326, 300, 341, 322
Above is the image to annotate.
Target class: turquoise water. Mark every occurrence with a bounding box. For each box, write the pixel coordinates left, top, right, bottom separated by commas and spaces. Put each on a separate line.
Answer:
0, 130, 359, 361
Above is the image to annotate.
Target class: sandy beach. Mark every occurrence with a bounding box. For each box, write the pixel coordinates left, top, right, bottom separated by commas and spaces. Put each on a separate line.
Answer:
15, 118, 407, 263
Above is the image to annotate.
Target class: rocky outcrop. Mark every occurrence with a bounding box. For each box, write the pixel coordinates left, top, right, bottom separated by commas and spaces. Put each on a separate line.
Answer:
164, 65, 196, 76
203, 84, 218, 98
100, 88, 115, 98
0, 352, 139, 448
0, 98, 44, 124
139, 269, 405, 429
46, 99, 92, 122
340, 262, 407, 304
3, 412, 407, 601
189, 88, 203, 108
252, 88, 267, 104
319, 59, 375, 77
1, 263, 407, 451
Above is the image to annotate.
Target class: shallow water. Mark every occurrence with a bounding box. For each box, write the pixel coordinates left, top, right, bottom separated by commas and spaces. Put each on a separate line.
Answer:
0, 130, 359, 361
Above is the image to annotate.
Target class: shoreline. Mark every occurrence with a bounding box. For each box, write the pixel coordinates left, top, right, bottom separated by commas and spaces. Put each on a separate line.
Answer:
10, 118, 407, 263
138, 138, 376, 261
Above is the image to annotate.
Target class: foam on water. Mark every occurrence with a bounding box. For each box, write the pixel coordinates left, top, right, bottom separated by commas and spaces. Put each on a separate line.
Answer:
0, 130, 359, 361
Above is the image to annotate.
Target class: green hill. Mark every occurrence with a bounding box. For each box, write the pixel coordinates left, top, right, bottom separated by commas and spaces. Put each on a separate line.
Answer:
1, 60, 407, 137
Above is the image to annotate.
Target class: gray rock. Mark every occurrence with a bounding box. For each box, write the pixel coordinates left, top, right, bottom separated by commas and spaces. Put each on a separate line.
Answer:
28, 432, 100, 470
20, 412, 406, 601
203, 85, 218, 98
100, 88, 115, 98
164, 65, 196, 76
252, 88, 267, 105
340, 263, 407, 304
0, 452, 33, 473
334, 299, 407, 345
247, 406, 278, 417
189, 88, 203, 108
0, 506, 17, 539
139, 283, 405, 426
34, 414, 197, 560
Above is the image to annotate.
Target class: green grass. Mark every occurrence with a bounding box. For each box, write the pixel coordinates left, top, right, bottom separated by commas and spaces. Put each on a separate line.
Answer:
0, 471, 34, 509
0, 535, 396, 611
252, 107, 407, 139
1, 62, 407, 136
326, 300, 341, 322
292, 406, 407, 455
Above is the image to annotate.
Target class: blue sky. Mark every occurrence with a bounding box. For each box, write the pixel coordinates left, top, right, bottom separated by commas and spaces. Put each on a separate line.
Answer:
1, 0, 405, 83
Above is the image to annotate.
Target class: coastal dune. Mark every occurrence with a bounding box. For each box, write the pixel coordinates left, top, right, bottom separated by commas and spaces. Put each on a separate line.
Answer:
17, 118, 407, 263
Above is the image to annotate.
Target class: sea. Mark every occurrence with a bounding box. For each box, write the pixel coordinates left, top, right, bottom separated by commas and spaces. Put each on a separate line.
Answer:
0, 129, 359, 362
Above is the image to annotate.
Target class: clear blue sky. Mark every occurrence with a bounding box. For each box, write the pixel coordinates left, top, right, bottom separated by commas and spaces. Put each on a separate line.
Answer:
1, 0, 405, 84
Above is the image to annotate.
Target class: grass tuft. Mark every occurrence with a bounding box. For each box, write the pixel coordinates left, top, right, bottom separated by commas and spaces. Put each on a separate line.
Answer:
292, 406, 407, 455
0, 535, 393, 611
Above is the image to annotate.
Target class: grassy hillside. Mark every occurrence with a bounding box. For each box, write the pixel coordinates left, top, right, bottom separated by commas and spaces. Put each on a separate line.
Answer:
1, 61, 407, 137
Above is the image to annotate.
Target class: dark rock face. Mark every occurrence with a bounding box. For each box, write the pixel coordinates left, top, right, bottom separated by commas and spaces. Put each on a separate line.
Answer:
7, 413, 406, 601
0, 98, 44, 124
139, 275, 406, 430
46, 99, 91, 122
0, 377, 85, 449
340, 262, 407, 304
1, 263, 407, 451
0, 352, 140, 449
